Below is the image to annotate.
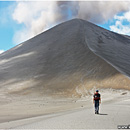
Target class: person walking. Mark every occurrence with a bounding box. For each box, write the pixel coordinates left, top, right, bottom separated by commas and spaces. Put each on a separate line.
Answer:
93, 90, 101, 114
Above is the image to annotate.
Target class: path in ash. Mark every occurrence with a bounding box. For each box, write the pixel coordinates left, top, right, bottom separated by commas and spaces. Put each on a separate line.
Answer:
0, 97, 129, 129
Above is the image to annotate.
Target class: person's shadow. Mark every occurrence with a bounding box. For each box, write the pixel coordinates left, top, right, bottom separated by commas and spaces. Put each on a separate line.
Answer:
98, 113, 108, 115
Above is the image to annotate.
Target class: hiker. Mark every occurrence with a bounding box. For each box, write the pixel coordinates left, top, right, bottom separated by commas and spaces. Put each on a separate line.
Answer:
93, 90, 101, 114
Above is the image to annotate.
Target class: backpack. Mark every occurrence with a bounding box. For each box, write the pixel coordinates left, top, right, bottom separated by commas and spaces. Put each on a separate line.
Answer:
94, 93, 100, 101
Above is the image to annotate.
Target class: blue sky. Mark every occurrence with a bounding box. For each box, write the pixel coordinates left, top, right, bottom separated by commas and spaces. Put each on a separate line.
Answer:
0, 1, 15, 51
0, 1, 25, 52
0, 1, 130, 53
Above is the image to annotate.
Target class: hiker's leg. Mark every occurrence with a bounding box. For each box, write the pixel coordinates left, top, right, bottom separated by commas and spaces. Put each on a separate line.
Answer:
95, 102, 97, 113
95, 102, 98, 113
97, 102, 99, 114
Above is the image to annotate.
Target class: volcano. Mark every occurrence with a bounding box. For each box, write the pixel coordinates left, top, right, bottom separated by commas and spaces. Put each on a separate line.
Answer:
0, 19, 130, 98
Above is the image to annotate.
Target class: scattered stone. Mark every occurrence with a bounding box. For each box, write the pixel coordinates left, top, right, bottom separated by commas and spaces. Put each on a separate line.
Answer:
121, 92, 127, 95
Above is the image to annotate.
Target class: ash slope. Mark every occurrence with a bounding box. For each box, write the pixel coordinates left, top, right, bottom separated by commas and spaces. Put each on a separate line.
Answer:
0, 19, 130, 97
82, 20, 130, 78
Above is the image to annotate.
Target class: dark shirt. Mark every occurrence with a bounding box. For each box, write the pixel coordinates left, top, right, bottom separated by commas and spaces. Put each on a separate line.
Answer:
93, 93, 100, 101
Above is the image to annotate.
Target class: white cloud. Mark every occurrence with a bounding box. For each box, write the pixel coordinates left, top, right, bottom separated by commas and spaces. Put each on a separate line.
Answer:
78, 1, 130, 24
0, 50, 5, 54
12, 1, 69, 44
110, 11, 130, 35
12, 1, 130, 44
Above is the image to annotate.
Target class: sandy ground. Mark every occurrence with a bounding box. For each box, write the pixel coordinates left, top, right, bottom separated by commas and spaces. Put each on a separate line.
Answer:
0, 89, 129, 129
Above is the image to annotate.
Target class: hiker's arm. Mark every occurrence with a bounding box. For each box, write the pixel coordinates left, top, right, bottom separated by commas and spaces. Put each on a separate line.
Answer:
93, 98, 94, 104
99, 98, 101, 104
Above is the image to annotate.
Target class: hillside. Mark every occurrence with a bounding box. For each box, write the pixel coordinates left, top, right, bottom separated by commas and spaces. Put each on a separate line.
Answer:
0, 19, 130, 98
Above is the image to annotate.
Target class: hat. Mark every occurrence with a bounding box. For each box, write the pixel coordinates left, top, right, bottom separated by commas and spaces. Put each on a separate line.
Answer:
96, 90, 99, 92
